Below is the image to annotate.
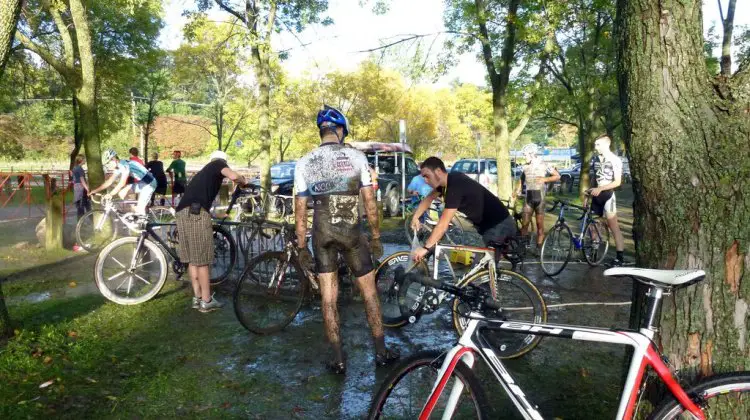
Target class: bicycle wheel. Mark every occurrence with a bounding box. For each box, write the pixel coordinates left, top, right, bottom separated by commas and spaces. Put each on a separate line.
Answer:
94, 237, 168, 305
233, 251, 308, 334
444, 214, 466, 245
209, 225, 236, 285
452, 269, 547, 359
368, 350, 491, 420
148, 206, 175, 242
540, 223, 573, 276
582, 218, 610, 266
374, 251, 428, 328
76, 209, 117, 252
649, 372, 750, 419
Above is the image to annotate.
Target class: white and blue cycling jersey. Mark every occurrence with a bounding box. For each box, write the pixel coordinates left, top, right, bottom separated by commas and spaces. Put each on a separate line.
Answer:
115, 159, 156, 186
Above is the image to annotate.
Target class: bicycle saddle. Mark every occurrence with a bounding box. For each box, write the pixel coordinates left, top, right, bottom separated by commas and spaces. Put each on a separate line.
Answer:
604, 267, 705, 287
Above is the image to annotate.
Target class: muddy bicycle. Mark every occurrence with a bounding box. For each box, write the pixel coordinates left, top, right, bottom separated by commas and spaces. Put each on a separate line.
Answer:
232, 221, 362, 334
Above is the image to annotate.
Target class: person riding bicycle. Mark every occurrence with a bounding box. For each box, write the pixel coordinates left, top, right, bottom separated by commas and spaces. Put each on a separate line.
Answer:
589, 135, 626, 266
89, 148, 156, 218
293, 104, 399, 374
514, 143, 560, 249
410, 157, 516, 262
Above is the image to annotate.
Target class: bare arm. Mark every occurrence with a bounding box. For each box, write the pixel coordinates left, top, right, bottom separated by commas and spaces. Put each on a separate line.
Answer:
361, 186, 380, 239
89, 173, 118, 195
108, 170, 129, 196
220, 167, 247, 185
294, 196, 308, 248
544, 168, 561, 183
424, 208, 458, 249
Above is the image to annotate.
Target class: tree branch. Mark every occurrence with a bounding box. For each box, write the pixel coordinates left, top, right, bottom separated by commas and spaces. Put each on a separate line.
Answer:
45, 0, 75, 69
496, 0, 520, 92
214, 0, 247, 24
15, 31, 74, 82
541, 113, 578, 127
720, 0, 736, 76
475, 0, 501, 90
164, 115, 217, 139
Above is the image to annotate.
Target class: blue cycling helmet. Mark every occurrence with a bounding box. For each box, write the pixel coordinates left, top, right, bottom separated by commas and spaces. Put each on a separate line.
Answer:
316, 105, 349, 138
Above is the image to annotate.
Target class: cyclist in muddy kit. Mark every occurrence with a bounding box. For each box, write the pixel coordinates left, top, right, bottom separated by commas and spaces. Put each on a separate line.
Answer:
293, 105, 399, 374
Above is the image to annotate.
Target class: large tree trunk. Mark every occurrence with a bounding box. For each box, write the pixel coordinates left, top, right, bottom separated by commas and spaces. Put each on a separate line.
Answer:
492, 96, 513, 199
0, 0, 21, 77
69, 0, 102, 187
617, 0, 750, 382
69, 96, 83, 170
253, 45, 273, 203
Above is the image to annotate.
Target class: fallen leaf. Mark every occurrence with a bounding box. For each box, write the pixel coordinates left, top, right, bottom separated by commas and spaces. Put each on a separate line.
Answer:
580, 367, 589, 378
85, 377, 97, 384
43, 356, 53, 365
68, 331, 78, 338
221, 402, 231, 409
68, 281, 77, 288
39, 380, 54, 389
106, 396, 118, 401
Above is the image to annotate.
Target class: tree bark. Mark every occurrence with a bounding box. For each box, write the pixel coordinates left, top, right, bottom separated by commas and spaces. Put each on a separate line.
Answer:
69, 96, 83, 170
0, 0, 21, 78
0, 278, 12, 338
69, 0, 102, 187
617, 0, 750, 383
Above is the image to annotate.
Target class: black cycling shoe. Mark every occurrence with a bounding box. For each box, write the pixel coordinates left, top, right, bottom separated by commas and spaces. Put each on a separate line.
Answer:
375, 348, 401, 367
607, 257, 625, 267
325, 359, 346, 375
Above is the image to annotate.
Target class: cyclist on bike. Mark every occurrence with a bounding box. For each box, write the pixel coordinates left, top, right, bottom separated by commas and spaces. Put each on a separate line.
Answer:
294, 105, 398, 374
411, 157, 516, 262
514, 143, 560, 249
589, 135, 626, 266
89, 148, 156, 217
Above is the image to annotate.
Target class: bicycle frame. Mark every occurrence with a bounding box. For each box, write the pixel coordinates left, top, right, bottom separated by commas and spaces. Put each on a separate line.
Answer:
552, 197, 604, 252
422, 314, 704, 420
414, 244, 498, 313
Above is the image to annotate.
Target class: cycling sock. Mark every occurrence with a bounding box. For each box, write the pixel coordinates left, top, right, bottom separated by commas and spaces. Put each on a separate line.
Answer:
616, 251, 624, 260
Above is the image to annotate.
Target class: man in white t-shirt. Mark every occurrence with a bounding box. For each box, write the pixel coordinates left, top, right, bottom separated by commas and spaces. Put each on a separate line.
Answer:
589, 135, 626, 266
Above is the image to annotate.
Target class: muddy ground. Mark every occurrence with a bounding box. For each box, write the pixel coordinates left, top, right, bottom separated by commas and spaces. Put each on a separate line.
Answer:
0, 189, 642, 418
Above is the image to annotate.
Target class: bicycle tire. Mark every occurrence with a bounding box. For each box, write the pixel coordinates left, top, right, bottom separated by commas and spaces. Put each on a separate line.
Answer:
209, 225, 236, 285
233, 251, 308, 334
368, 350, 491, 420
94, 237, 168, 305
582, 219, 610, 266
375, 251, 429, 328
452, 269, 547, 359
540, 222, 573, 276
648, 372, 750, 419
76, 209, 117, 252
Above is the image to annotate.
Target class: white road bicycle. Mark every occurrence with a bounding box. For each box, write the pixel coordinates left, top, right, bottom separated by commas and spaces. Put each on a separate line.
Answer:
75, 194, 174, 252
369, 267, 750, 419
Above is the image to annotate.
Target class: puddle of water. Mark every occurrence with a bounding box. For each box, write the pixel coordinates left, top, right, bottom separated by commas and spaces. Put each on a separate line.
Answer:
7, 281, 99, 305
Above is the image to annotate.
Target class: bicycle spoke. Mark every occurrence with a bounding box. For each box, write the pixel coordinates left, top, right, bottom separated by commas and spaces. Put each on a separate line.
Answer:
132, 272, 152, 285
107, 270, 128, 283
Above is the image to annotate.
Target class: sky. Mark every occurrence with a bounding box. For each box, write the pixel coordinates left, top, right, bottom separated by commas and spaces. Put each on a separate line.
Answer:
159, 0, 750, 88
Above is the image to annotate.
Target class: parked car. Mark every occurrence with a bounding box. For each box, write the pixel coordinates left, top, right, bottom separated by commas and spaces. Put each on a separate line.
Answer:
250, 160, 295, 195
349, 141, 419, 217
556, 156, 631, 193
450, 158, 522, 191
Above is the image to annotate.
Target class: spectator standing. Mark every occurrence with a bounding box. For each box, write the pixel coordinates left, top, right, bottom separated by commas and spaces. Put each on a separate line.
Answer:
146, 152, 168, 206
175, 150, 246, 312
71, 155, 90, 252
129, 147, 144, 165
166, 150, 187, 201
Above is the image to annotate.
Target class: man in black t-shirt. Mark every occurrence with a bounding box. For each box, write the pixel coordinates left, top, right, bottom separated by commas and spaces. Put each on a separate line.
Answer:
175, 150, 247, 312
410, 157, 516, 262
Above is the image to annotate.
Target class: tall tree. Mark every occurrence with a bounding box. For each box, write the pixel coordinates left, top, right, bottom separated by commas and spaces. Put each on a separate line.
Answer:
198, 0, 330, 195
0, 0, 22, 77
617, 0, 750, 385
16, 0, 103, 184
445, 0, 553, 198
542, 0, 620, 198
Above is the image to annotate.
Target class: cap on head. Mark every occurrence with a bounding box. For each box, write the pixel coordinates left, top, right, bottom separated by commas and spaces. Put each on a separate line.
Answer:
209, 150, 228, 162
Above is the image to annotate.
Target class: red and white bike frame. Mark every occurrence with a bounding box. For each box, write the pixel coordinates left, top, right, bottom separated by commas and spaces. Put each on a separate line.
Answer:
420, 312, 704, 420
